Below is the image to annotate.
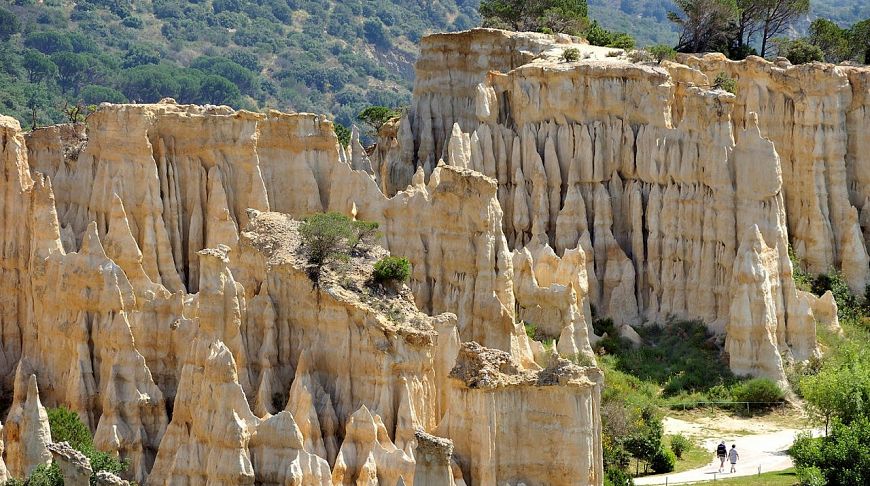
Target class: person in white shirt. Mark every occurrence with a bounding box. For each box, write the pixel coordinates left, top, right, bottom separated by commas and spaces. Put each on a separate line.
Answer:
728, 444, 740, 473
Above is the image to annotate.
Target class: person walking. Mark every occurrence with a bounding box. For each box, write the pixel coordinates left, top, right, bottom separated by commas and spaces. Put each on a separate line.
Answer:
728, 444, 740, 473
716, 441, 727, 472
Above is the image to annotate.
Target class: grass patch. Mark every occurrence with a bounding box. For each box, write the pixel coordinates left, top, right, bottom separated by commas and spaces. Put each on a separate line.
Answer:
665, 438, 710, 474
706, 468, 798, 485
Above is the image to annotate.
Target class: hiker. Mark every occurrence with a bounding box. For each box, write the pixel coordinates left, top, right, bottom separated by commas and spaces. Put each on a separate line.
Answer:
729, 444, 740, 473
716, 441, 727, 472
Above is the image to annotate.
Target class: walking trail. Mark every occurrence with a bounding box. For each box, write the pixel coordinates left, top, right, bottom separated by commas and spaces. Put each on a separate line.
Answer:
634, 413, 820, 485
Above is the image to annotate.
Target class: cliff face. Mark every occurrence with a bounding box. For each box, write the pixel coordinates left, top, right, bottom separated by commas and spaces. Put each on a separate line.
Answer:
372, 28, 870, 386
2, 27, 863, 484
0, 97, 601, 485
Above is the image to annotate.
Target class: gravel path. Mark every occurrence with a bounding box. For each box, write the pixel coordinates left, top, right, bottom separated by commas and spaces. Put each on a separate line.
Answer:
634, 418, 820, 485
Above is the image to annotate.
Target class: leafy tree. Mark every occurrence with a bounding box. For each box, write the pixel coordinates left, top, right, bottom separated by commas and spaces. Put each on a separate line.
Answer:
123, 44, 161, 68
23, 51, 58, 83
801, 351, 870, 434
363, 19, 391, 49
850, 19, 870, 64
334, 122, 351, 148
480, 0, 589, 35
779, 38, 826, 64
0, 7, 20, 41
79, 84, 127, 104
791, 417, 870, 485
809, 18, 852, 62
198, 74, 242, 105
669, 0, 739, 53
358, 106, 401, 133
298, 212, 355, 277
51, 52, 89, 93
754, 0, 810, 57
24, 31, 73, 54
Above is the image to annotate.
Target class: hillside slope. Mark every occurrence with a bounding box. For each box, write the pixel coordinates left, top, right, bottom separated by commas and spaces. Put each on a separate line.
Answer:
0, 0, 478, 128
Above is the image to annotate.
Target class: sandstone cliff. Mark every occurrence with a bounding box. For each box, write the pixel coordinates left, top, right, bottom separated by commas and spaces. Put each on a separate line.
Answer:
372, 28, 870, 385
2, 26, 864, 485
0, 103, 601, 484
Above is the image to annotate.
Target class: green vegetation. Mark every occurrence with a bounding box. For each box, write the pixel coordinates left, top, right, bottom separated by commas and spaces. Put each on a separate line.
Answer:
0, 0, 478, 130
785, 260, 870, 484
648, 44, 678, 63
561, 47, 581, 62
713, 72, 738, 93
298, 212, 379, 280
372, 256, 411, 285
595, 317, 792, 481
694, 469, 799, 485
479, 0, 589, 34
668, 433, 691, 459
4, 407, 128, 486
780, 38, 826, 63
357, 105, 402, 135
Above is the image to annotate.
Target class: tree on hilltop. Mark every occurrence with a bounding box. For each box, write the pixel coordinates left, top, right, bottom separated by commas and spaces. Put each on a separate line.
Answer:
479, 0, 589, 35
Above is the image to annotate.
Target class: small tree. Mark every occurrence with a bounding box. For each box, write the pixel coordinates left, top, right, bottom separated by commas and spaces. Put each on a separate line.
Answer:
299, 212, 354, 272
334, 122, 351, 148
669, 433, 692, 459
357, 106, 401, 133
479, 0, 588, 35
298, 212, 379, 280
350, 220, 380, 252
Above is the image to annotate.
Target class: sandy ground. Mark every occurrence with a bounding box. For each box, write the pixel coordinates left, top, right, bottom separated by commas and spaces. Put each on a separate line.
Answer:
634, 415, 821, 485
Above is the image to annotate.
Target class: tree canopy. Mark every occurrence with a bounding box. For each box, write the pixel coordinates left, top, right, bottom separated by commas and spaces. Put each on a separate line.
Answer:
479, 0, 589, 35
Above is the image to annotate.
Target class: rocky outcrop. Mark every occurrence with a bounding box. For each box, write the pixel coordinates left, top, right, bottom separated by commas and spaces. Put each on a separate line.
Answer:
680, 54, 870, 292
374, 28, 867, 383
438, 343, 603, 486
4, 374, 52, 479
48, 442, 92, 486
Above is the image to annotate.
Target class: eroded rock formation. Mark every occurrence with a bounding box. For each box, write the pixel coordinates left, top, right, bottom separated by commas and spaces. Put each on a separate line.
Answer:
0, 101, 600, 484
1, 26, 863, 485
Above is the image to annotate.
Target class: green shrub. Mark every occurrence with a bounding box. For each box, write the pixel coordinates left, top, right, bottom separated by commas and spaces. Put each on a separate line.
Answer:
796, 465, 826, 486
334, 122, 351, 147
713, 72, 737, 94
648, 44, 677, 63
649, 447, 676, 473
730, 378, 785, 405
373, 256, 411, 284
669, 433, 691, 459
811, 270, 861, 322
7, 407, 131, 486
790, 418, 870, 485
604, 467, 635, 486
782, 39, 825, 65
561, 47, 581, 62
48, 406, 93, 450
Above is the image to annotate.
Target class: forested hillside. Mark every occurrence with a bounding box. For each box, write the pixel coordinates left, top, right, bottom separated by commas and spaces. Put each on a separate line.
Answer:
0, 0, 478, 128
1, 0, 868, 130
588, 0, 870, 47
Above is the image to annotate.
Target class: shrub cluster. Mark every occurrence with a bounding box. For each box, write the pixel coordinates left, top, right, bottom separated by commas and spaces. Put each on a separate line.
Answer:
372, 256, 411, 285
298, 212, 379, 279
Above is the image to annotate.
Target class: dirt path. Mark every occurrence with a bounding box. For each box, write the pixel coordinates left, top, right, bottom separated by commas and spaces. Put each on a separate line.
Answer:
634, 414, 820, 485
